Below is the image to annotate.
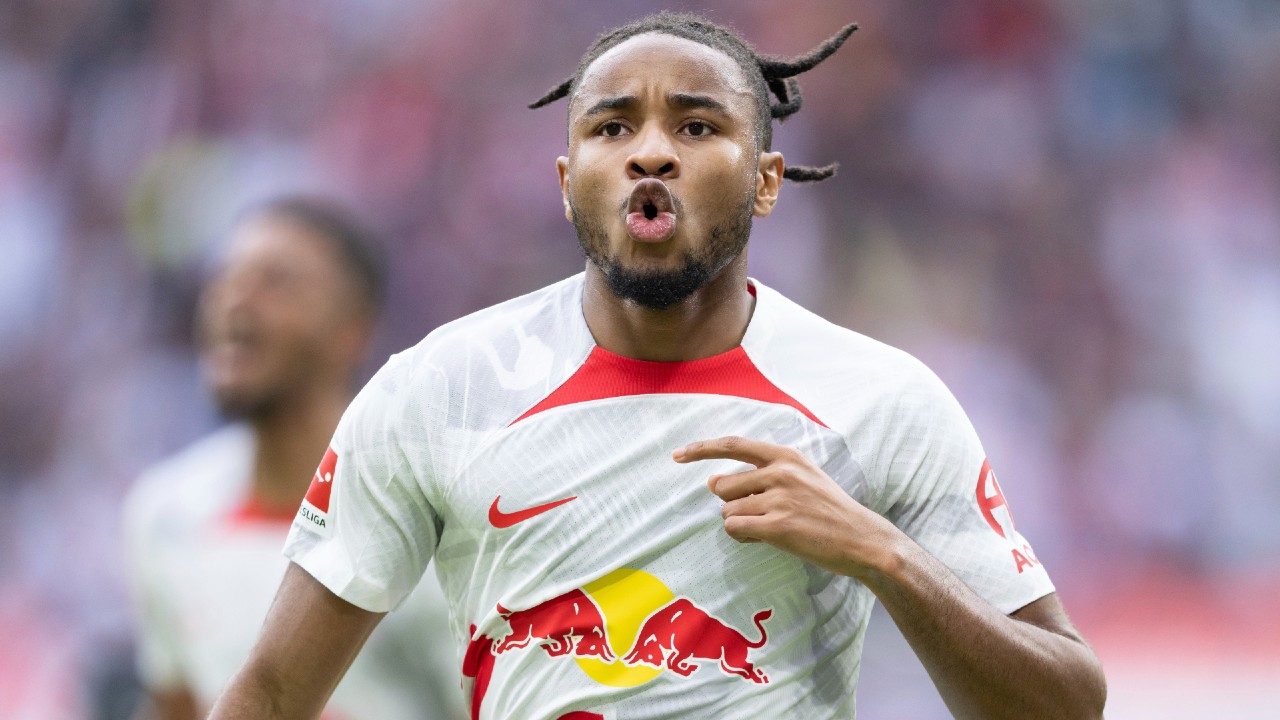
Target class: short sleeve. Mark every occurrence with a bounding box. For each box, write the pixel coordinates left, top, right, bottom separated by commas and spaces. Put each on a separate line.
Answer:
873, 361, 1054, 614
283, 355, 442, 613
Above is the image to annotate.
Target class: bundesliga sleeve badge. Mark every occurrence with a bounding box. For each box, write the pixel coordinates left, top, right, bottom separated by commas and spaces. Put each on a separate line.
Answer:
298, 446, 337, 536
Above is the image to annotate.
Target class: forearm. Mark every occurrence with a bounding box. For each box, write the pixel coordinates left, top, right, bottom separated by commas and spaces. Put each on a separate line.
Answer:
860, 536, 1106, 720
207, 564, 383, 720
207, 660, 313, 720
677, 436, 1106, 717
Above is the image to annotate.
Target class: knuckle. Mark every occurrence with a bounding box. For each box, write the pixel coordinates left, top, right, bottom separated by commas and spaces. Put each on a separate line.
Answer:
774, 461, 802, 480
781, 447, 808, 466
765, 510, 789, 530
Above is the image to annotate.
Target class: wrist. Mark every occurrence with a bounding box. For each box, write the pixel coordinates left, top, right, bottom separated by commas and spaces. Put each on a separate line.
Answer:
846, 518, 913, 589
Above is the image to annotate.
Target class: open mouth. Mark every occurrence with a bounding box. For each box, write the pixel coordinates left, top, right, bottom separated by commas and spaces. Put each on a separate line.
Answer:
625, 178, 677, 243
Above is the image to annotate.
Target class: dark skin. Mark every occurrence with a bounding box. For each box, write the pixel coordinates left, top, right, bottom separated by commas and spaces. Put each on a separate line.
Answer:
675, 436, 1106, 719
210, 33, 1105, 719
558, 34, 782, 362
143, 216, 373, 720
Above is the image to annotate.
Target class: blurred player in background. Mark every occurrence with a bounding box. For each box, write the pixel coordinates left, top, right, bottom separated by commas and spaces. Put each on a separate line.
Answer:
123, 197, 466, 720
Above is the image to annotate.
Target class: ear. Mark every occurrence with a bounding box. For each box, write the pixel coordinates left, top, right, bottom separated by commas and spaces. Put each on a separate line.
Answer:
753, 151, 784, 218
557, 156, 572, 222
329, 312, 375, 377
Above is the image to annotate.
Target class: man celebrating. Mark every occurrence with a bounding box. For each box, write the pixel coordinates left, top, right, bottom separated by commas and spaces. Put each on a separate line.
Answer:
213, 14, 1105, 719
124, 198, 465, 720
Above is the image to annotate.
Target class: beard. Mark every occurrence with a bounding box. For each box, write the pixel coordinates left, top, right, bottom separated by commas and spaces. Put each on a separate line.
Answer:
570, 191, 754, 310
211, 382, 286, 422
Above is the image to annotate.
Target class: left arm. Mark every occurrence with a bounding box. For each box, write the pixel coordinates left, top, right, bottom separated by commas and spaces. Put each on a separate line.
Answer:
674, 436, 1106, 720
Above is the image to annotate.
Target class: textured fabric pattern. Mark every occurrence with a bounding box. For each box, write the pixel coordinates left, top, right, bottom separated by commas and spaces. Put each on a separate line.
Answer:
123, 425, 465, 719
283, 274, 1054, 719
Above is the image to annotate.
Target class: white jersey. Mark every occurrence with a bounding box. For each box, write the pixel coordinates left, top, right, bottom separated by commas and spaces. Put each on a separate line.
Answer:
123, 425, 466, 720
283, 274, 1053, 720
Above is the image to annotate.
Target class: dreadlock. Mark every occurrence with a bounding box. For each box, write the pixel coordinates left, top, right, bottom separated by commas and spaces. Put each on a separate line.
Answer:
529, 12, 856, 183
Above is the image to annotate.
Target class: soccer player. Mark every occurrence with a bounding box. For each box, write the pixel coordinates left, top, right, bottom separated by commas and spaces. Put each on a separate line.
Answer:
212, 13, 1106, 719
123, 198, 465, 720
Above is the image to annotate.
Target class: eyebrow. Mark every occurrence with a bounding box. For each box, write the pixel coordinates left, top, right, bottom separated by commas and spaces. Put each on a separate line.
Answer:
581, 95, 637, 119
579, 93, 731, 119
669, 93, 729, 113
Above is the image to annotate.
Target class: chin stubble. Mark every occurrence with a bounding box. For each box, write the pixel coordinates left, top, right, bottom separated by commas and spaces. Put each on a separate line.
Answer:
570, 194, 753, 310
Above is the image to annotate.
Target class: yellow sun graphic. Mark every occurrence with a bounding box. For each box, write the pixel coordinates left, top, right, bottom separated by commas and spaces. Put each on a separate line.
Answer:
574, 568, 675, 687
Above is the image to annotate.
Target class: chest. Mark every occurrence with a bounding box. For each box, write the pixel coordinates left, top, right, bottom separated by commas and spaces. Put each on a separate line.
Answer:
432, 394, 865, 608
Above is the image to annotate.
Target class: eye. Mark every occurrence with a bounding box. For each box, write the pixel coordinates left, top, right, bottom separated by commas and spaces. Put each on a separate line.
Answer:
600, 121, 627, 137
259, 265, 300, 295
682, 120, 713, 137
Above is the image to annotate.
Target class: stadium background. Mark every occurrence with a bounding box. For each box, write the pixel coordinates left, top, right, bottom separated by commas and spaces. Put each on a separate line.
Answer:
1, 0, 1278, 717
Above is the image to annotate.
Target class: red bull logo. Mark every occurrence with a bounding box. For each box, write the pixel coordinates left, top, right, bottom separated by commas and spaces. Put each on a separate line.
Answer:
622, 599, 770, 684
495, 588, 614, 662
483, 569, 771, 687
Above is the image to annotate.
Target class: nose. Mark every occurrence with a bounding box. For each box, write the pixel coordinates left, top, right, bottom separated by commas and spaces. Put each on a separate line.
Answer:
206, 268, 264, 325
218, 272, 256, 314
625, 124, 680, 179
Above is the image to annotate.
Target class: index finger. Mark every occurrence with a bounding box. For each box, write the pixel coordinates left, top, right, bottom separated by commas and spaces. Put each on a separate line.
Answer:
672, 436, 791, 467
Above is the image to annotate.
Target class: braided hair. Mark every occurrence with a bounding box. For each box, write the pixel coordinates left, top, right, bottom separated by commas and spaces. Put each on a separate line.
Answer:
530, 12, 857, 183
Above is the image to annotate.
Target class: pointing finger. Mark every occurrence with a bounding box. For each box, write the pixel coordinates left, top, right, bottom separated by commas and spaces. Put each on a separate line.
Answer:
673, 436, 791, 467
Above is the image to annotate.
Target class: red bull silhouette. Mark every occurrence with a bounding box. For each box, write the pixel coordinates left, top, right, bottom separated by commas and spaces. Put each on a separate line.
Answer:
622, 598, 771, 684
462, 624, 496, 720
466, 620, 607, 720
494, 589, 615, 661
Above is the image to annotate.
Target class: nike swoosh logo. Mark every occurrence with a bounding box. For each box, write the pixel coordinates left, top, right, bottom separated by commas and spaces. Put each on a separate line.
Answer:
488, 495, 577, 528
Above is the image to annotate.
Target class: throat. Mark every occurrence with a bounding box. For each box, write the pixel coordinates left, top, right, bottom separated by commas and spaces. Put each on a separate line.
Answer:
582, 261, 756, 362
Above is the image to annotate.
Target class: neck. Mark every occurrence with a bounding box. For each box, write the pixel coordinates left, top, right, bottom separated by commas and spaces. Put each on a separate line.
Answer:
583, 254, 754, 362
247, 383, 349, 511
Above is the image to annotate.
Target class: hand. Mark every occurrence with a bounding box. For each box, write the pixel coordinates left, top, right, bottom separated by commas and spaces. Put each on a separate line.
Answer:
673, 436, 904, 581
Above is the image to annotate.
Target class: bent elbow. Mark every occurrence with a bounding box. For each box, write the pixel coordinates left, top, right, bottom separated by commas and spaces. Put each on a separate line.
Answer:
1076, 651, 1108, 720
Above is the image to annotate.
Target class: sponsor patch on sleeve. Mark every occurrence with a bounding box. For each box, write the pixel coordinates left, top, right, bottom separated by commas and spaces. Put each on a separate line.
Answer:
298, 446, 337, 536
975, 459, 1042, 574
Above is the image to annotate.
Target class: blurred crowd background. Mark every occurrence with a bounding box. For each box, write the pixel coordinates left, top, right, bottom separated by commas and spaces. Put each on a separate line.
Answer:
2, 0, 1278, 717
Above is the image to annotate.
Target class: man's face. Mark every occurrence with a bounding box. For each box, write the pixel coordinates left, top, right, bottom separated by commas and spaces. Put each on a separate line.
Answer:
558, 33, 783, 309
199, 214, 364, 419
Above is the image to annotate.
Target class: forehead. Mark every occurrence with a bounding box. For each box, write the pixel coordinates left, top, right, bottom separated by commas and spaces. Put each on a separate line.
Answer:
222, 213, 337, 276
573, 32, 755, 111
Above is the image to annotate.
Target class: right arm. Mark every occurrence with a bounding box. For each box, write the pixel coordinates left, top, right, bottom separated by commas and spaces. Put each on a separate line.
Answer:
207, 563, 384, 720
136, 687, 199, 720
